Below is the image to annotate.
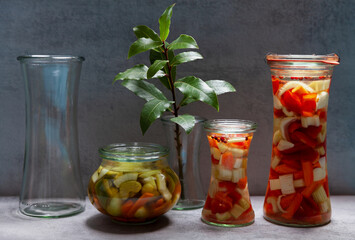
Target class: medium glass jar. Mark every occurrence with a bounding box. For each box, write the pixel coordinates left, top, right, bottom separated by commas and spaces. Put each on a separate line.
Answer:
263, 54, 339, 227
88, 143, 181, 224
202, 119, 257, 227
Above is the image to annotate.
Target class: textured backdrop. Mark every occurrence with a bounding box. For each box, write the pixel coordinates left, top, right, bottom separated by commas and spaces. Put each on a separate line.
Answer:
1, 0, 354, 196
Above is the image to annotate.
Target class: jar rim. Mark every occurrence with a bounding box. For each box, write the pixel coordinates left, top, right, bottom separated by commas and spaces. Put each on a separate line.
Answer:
17, 55, 85, 62
204, 119, 257, 134
266, 53, 339, 66
98, 142, 168, 162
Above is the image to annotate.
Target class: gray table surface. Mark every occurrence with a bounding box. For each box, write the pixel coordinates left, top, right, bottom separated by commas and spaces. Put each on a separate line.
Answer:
0, 196, 354, 240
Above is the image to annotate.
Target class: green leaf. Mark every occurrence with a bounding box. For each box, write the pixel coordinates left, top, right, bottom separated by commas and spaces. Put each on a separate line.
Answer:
140, 99, 173, 135
205, 80, 236, 95
133, 25, 161, 42
180, 96, 197, 106
113, 64, 148, 83
128, 38, 163, 59
159, 3, 175, 41
149, 49, 176, 90
170, 114, 196, 134
147, 60, 168, 79
121, 79, 168, 102
150, 50, 171, 89
168, 34, 199, 50
170, 51, 203, 66
175, 76, 219, 111
113, 64, 165, 83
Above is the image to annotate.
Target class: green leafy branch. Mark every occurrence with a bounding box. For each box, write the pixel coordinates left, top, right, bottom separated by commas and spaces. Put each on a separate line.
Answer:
113, 3, 236, 135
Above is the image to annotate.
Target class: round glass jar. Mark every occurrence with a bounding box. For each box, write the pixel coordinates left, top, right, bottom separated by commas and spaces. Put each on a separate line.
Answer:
88, 143, 181, 224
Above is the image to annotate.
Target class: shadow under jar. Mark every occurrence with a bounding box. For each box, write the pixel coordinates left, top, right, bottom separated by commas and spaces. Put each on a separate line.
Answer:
88, 143, 181, 224
202, 119, 257, 227
263, 54, 339, 227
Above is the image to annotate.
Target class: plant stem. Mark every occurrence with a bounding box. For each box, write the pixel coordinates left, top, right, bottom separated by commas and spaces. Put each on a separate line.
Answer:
163, 42, 185, 200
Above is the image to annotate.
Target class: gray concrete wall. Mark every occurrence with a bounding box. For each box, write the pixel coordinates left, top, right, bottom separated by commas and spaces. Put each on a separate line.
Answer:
1, 0, 354, 196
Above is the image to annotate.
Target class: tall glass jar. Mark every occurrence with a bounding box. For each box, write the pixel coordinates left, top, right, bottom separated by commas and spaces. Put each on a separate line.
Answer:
263, 54, 339, 227
202, 119, 257, 227
161, 115, 206, 210
18, 55, 85, 218
88, 143, 181, 224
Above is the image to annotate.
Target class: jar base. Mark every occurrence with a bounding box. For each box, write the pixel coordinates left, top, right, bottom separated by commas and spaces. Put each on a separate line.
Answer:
173, 199, 205, 210
263, 215, 331, 228
20, 201, 85, 218
201, 217, 254, 228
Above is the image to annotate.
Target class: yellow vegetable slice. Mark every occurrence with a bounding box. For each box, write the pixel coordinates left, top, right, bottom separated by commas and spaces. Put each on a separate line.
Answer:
113, 173, 138, 188
119, 180, 142, 199
216, 212, 232, 221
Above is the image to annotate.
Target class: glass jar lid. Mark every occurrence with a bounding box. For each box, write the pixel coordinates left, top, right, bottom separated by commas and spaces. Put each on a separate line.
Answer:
204, 119, 257, 134
266, 53, 339, 70
99, 142, 168, 162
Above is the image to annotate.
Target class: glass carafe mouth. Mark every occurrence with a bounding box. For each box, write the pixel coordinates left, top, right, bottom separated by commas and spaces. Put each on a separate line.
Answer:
266, 53, 339, 70
17, 55, 85, 62
204, 119, 257, 134
99, 142, 168, 162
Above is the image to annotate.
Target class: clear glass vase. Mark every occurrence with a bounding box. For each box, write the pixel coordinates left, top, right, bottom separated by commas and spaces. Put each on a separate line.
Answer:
18, 55, 86, 217
202, 119, 257, 227
161, 115, 206, 210
263, 54, 339, 227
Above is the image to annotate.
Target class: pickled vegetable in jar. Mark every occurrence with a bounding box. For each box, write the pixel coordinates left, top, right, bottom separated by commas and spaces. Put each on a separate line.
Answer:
88, 143, 181, 224
264, 54, 339, 227
202, 119, 257, 227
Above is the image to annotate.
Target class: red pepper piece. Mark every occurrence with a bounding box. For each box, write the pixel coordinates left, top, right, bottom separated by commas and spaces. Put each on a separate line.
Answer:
280, 193, 296, 210
313, 161, 321, 168
218, 181, 237, 193
275, 164, 298, 174
282, 89, 302, 114
282, 152, 300, 161
274, 108, 285, 118
281, 159, 301, 170
211, 156, 219, 165
318, 110, 327, 121
204, 195, 213, 210
301, 160, 314, 186
228, 191, 242, 204
301, 179, 326, 198
293, 131, 317, 148
281, 193, 303, 219
281, 143, 310, 154
211, 192, 233, 214
237, 177, 248, 189
300, 149, 319, 162
272, 78, 279, 95
301, 93, 317, 114
293, 171, 304, 179
264, 203, 274, 215
288, 121, 302, 134
303, 126, 322, 139
303, 196, 320, 213
292, 85, 308, 96
269, 168, 280, 179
